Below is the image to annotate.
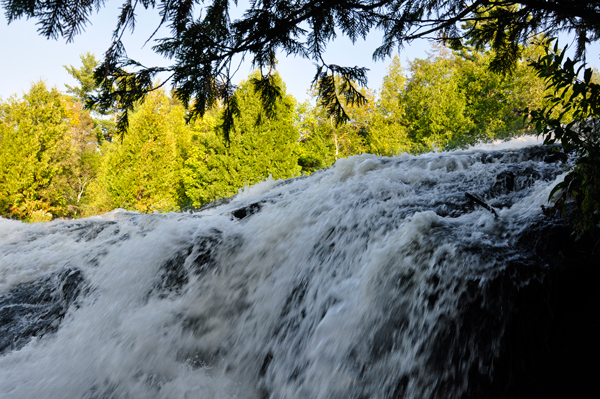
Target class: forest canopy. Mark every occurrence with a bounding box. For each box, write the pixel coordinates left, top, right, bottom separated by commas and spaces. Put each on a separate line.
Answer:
0, 43, 557, 221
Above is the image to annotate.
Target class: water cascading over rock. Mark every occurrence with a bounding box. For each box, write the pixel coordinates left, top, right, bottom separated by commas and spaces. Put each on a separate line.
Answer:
0, 144, 595, 399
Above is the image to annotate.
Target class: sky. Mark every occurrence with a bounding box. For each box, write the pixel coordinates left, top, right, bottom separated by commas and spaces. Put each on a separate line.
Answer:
1, 2, 599, 103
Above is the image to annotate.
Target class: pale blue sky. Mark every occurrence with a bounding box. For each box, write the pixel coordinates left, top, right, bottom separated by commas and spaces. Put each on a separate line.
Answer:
0, 2, 435, 102
1, 2, 598, 102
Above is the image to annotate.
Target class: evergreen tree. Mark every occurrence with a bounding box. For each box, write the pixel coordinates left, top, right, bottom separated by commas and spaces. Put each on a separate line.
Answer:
64, 52, 100, 102
452, 39, 548, 144
368, 55, 413, 155
296, 100, 338, 174
402, 48, 474, 152
64, 53, 117, 141
86, 89, 189, 214
62, 100, 101, 217
297, 85, 370, 173
183, 71, 301, 207
0, 82, 79, 220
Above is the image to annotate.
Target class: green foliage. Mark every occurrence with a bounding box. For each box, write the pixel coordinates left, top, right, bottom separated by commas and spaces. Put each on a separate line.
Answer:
90, 62, 164, 136
367, 56, 412, 155
402, 49, 474, 152
458, 4, 525, 74
453, 40, 547, 144
64, 53, 117, 141
62, 101, 101, 216
183, 71, 302, 207
64, 52, 100, 102
313, 64, 369, 127
86, 89, 189, 214
0, 40, 579, 221
296, 101, 336, 173
297, 81, 371, 173
529, 40, 600, 240
367, 42, 547, 152
301, 42, 548, 157
0, 82, 97, 221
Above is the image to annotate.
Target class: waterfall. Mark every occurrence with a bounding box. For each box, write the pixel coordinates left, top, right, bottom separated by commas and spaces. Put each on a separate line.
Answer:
0, 144, 576, 399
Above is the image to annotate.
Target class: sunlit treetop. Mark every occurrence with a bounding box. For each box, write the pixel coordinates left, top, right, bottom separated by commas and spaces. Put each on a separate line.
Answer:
3, 0, 599, 139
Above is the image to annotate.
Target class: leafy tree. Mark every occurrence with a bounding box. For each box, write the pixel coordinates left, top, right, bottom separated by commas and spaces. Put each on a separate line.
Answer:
183, 71, 301, 206
86, 89, 189, 214
0, 82, 80, 220
368, 55, 413, 155
450, 40, 548, 144
297, 83, 371, 173
402, 47, 474, 152
529, 41, 600, 243
5, 0, 597, 138
64, 52, 117, 141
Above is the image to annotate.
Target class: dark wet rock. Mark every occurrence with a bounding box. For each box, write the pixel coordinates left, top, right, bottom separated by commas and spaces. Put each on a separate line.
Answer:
327, 214, 598, 399
388, 375, 410, 398
259, 352, 274, 377
459, 217, 600, 399
80, 222, 117, 241
543, 151, 568, 163
43, 221, 118, 243
492, 171, 517, 195
155, 247, 193, 297
153, 229, 226, 298
231, 202, 262, 220
0, 268, 85, 354
197, 197, 232, 212
520, 144, 563, 162
190, 228, 225, 275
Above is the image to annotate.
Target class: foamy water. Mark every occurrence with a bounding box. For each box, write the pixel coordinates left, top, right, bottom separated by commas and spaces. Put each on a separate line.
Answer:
0, 144, 565, 399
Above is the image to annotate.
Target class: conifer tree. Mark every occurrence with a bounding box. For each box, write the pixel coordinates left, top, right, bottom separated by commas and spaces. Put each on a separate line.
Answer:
86, 89, 189, 214
183, 71, 301, 207
368, 55, 413, 155
64, 53, 100, 102
0, 82, 78, 220
451, 38, 548, 144
64, 53, 117, 141
62, 100, 101, 217
402, 48, 474, 152
297, 88, 370, 173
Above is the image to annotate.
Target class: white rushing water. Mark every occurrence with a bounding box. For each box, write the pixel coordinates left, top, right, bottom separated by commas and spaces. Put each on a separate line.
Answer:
0, 144, 566, 399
